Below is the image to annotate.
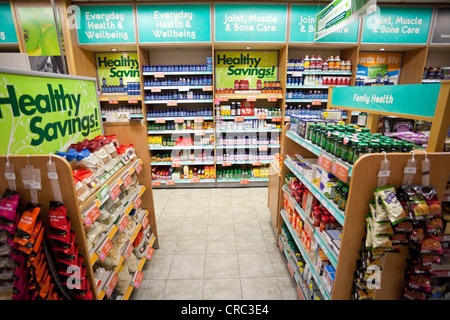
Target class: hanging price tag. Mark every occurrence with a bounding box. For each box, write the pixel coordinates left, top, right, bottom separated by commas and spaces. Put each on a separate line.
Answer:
272, 117, 282, 122
252, 161, 262, 166
331, 161, 349, 182
131, 270, 144, 289
135, 160, 143, 174
155, 118, 166, 124
318, 154, 333, 172
128, 98, 139, 104
117, 214, 130, 232
141, 215, 149, 230
154, 72, 165, 78
108, 182, 121, 201
152, 181, 161, 186
134, 195, 142, 209
292, 71, 302, 77
257, 114, 267, 119
167, 101, 177, 106
146, 247, 154, 260
220, 96, 229, 102
268, 96, 278, 102
97, 238, 113, 262
122, 173, 133, 188
312, 100, 322, 105
234, 116, 244, 122
194, 117, 204, 123
82, 203, 101, 228
178, 86, 189, 92
240, 179, 249, 185
172, 162, 181, 167
105, 273, 119, 298
223, 161, 232, 166
203, 86, 213, 91
247, 96, 257, 102
191, 178, 200, 183
422, 156, 430, 186
259, 146, 268, 152
124, 242, 134, 261
151, 87, 161, 93
166, 180, 175, 186
174, 117, 185, 123
109, 98, 119, 104
403, 154, 417, 186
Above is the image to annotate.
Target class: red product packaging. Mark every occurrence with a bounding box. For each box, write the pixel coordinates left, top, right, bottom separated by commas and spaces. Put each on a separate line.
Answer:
49, 201, 69, 236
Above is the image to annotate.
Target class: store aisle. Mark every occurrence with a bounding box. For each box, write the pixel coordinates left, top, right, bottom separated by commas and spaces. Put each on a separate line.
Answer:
130, 187, 298, 300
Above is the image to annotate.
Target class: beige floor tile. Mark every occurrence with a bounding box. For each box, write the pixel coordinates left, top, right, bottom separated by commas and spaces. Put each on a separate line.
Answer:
163, 279, 203, 300
240, 277, 283, 300
208, 219, 235, 235
238, 253, 275, 278
130, 279, 166, 300
234, 219, 262, 235
175, 235, 207, 255
153, 235, 178, 256
204, 254, 240, 279
235, 234, 267, 253
269, 251, 291, 277
141, 254, 173, 280
180, 220, 208, 236
168, 255, 205, 280
185, 206, 210, 220
156, 220, 183, 237
208, 207, 233, 220
277, 276, 300, 300
206, 235, 237, 254
232, 207, 258, 220
203, 279, 242, 300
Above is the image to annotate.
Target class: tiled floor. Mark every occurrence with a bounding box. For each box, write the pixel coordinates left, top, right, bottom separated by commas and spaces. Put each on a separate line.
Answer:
130, 187, 299, 300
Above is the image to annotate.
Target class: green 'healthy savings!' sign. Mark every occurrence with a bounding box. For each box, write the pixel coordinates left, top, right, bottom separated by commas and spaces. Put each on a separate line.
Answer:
0, 3, 18, 44
214, 4, 287, 42
0, 71, 102, 155
362, 6, 433, 44
76, 5, 136, 44
137, 4, 211, 43
290, 5, 359, 43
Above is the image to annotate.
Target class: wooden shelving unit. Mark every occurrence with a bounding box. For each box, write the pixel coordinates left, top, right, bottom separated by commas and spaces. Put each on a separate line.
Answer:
276, 82, 450, 300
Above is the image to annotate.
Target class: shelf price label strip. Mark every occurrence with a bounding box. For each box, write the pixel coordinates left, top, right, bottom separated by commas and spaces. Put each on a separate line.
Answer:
285, 158, 345, 226
281, 209, 331, 300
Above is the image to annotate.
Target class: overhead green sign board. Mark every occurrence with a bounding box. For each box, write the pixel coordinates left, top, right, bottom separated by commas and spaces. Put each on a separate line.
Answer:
0, 70, 102, 155
214, 4, 287, 42
331, 83, 440, 119
290, 4, 359, 43
76, 5, 136, 44
0, 3, 18, 44
137, 4, 211, 43
361, 6, 433, 44
314, 0, 375, 41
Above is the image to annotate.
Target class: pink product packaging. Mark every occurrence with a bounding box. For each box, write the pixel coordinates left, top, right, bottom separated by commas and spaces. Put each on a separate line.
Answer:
0, 190, 20, 226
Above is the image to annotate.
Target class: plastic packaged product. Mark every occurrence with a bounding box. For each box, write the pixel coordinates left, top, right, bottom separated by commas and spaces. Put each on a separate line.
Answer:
48, 201, 69, 236
126, 253, 139, 274
374, 186, 408, 225
372, 199, 390, 224
14, 204, 41, 241
420, 236, 442, 254
143, 224, 153, 245
420, 186, 442, 218
97, 243, 121, 270
85, 222, 107, 251
0, 190, 19, 227
425, 218, 443, 234
115, 262, 132, 295
397, 185, 429, 220
112, 232, 129, 252
76, 149, 106, 175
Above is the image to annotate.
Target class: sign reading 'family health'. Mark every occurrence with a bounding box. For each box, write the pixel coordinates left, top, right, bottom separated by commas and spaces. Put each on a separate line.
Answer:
214, 4, 287, 42
289, 5, 359, 43
362, 6, 433, 44
137, 4, 211, 43
76, 5, 136, 44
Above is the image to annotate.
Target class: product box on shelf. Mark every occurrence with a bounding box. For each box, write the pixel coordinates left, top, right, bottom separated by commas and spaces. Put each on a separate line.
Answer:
320, 110, 342, 121
297, 119, 318, 139
320, 172, 337, 199
322, 265, 336, 293
323, 229, 342, 256
380, 116, 415, 134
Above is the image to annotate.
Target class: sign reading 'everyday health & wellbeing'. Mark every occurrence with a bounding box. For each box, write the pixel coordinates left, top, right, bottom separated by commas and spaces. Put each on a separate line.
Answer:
290, 5, 359, 43
0, 3, 18, 44
76, 5, 136, 44
362, 6, 433, 44
215, 51, 278, 89
214, 4, 287, 42
137, 4, 211, 43
331, 84, 441, 119
0, 70, 102, 155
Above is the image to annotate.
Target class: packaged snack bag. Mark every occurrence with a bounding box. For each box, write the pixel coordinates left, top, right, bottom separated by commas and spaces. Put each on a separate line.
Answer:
397, 185, 429, 220
14, 204, 41, 241
0, 190, 20, 227
374, 186, 408, 225
49, 202, 69, 236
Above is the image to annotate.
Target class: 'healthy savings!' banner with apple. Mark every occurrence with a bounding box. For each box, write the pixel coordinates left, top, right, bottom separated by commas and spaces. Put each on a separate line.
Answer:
0, 71, 102, 155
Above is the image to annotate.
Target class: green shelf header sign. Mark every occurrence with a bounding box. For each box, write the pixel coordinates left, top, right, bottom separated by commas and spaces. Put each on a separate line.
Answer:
290, 4, 359, 43
76, 5, 136, 45
0, 3, 18, 44
137, 4, 211, 43
361, 6, 433, 44
214, 4, 287, 42
331, 84, 441, 119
